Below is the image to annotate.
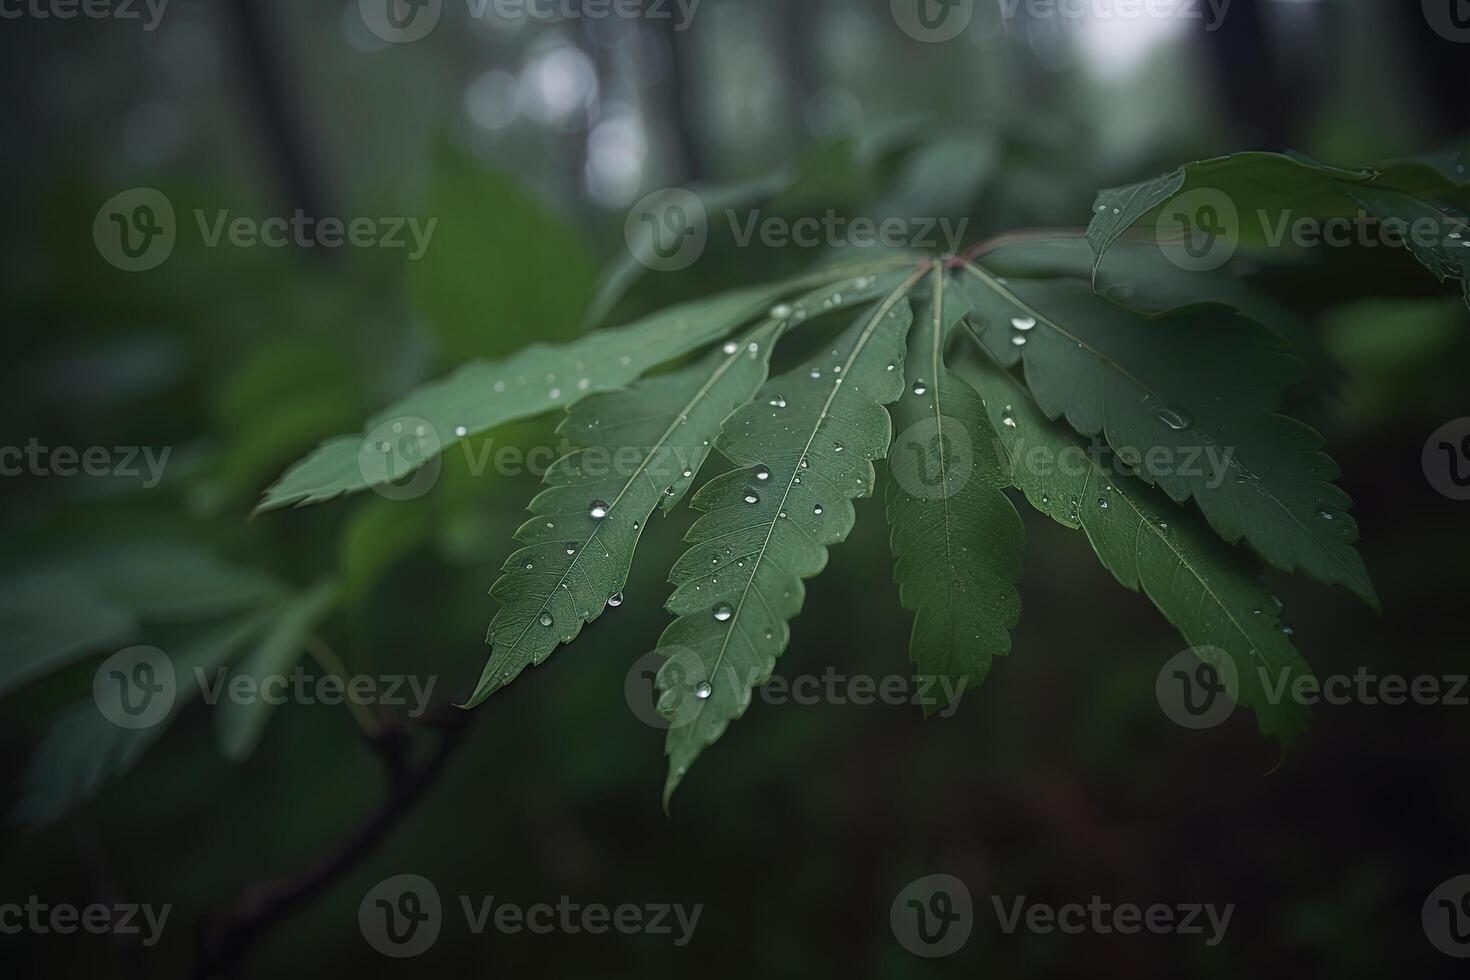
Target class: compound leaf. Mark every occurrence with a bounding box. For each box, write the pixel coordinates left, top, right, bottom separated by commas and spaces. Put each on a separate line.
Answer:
885, 270, 1023, 714
654, 268, 924, 806
465, 274, 908, 708
957, 351, 1314, 743
258, 256, 913, 512
959, 263, 1376, 607
1087, 150, 1470, 306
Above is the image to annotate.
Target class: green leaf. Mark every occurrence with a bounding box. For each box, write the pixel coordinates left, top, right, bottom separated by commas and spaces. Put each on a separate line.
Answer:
258, 257, 915, 512
959, 263, 1377, 607
956, 351, 1314, 743
654, 268, 924, 806
465, 273, 907, 708
12, 610, 276, 827
980, 237, 1334, 383
0, 571, 136, 701
1087, 151, 1470, 305
0, 544, 286, 700
1347, 188, 1470, 308
885, 270, 1023, 714
214, 580, 340, 761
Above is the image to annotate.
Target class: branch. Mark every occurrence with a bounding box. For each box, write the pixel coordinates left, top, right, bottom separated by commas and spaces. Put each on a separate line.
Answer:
193, 707, 472, 978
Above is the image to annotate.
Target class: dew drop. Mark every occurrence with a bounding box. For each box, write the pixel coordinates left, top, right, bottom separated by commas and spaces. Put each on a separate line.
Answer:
833, 442, 845, 453
607, 592, 624, 608
743, 490, 760, 504
813, 503, 824, 515
754, 464, 771, 481
1319, 511, 1335, 521
770, 303, 793, 319
799, 457, 809, 469
886, 363, 896, 372
712, 602, 733, 622
809, 369, 822, 380
1011, 316, 1036, 331
538, 612, 553, 627
549, 387, 561, 399
565, 543, 578, 555
769, 394, 787, 408
694, 681, 713, 699
682, 468, 693, 479
912, 380, 929, 396
1096, 498, 1109, 509
454, 425, 468, 438
722, 341, 739, 355
589, 499, 610, 519
1156, 405, 1192, 431
1011, 334, 1028, 347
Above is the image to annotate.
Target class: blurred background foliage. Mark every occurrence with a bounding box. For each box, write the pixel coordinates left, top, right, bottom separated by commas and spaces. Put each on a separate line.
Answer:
1, 0, 1468, 976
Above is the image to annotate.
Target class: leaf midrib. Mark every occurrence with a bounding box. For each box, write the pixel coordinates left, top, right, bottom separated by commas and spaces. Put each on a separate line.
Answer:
691, 267, 928, 712
502, 320, 780, 659
960, 260, 1367, 596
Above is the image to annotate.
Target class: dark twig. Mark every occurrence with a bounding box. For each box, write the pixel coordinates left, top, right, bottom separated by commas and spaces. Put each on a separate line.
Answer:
193, 708, 472, 978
